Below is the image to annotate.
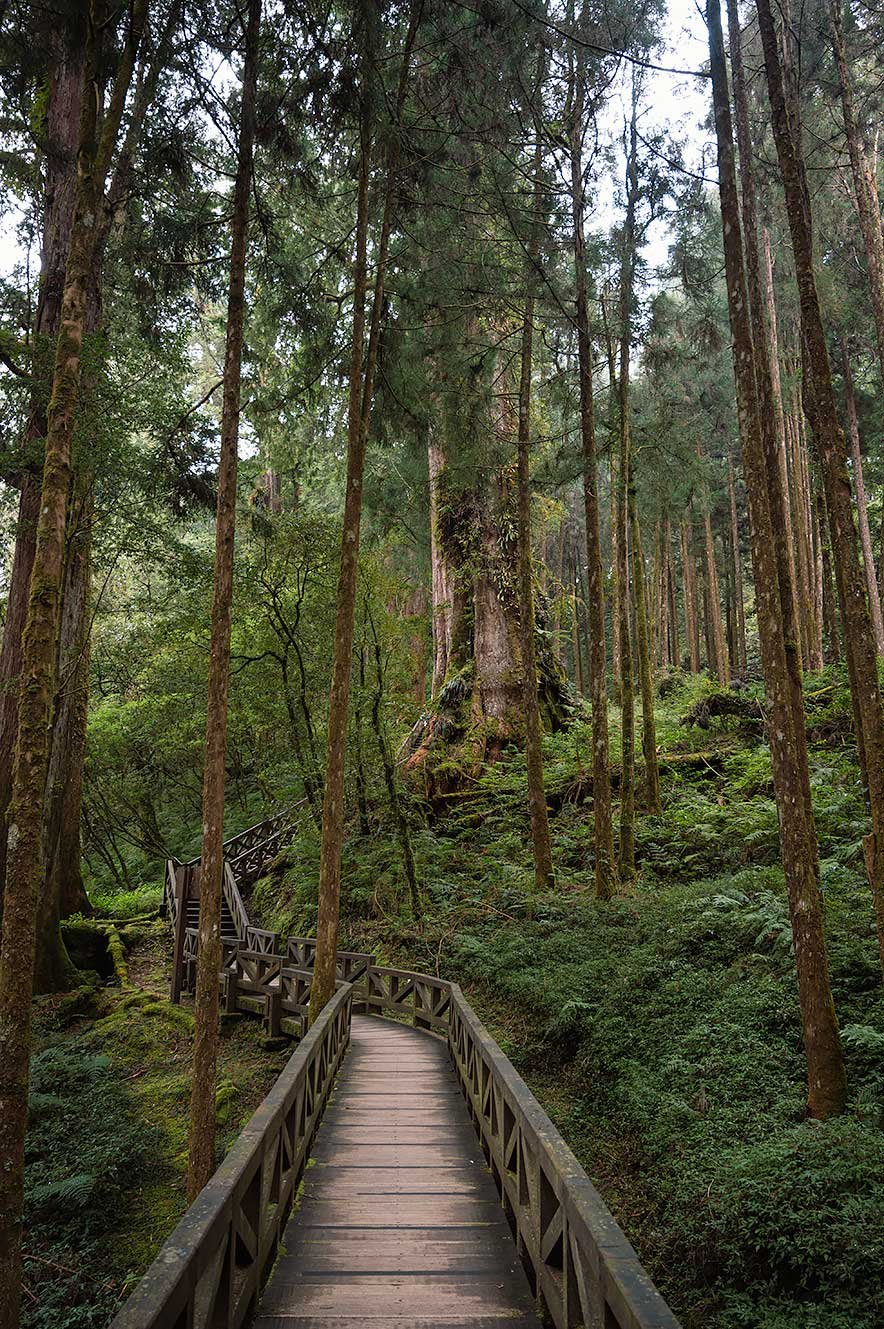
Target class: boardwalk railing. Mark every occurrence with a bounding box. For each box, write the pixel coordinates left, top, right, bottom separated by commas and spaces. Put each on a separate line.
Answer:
111, 983, 352, 1329
152, 805, 680, 1329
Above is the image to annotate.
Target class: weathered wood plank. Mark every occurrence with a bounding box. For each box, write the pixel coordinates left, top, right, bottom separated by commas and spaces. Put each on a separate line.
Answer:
253, 1016, 541, 1328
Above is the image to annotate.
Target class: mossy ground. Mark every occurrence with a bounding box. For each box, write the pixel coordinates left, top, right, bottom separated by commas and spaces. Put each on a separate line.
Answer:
24, 920, 292, 1329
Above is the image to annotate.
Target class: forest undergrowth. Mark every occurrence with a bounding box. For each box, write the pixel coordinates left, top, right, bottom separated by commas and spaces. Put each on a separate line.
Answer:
22, 923, 291, 1329
48, 668, 884, 1329
247, 668, 884, 1329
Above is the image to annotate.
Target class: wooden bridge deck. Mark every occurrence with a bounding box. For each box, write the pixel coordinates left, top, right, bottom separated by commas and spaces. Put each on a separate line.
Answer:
253, 1015, 541, 1329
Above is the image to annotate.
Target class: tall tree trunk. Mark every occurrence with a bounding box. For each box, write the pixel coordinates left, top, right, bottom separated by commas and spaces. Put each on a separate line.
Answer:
699, 480, 729, 686
0, 2, 148, 1316
756, 0, 884, 977
0, 27, 85, 900
312, 0, 418, 1018
629, 490, 660, 812
727, 0, 812, 841
762, 228, 804, 655
186, 0, 261, 1203
34, 484, 93, 994
727, 458, 747, 674
571, 561, 585, 696
516, 70, 554, 893
569, 34, 617, 898
682, 518, 700, 672
368, 613, 421, 917
707, 0, 846, 1117
840, 336, 884, 653
615, 99, 639, 880
830, 0, 884, 390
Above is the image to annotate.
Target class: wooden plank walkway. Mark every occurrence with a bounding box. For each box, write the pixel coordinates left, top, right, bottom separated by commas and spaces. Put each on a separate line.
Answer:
254, 1015, 542, 1328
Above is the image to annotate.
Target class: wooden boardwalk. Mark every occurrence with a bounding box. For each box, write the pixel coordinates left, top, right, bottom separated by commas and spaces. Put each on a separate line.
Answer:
253, 1015, 542, 1328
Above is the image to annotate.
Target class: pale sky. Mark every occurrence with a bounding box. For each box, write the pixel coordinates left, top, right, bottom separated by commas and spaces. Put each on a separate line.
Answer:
0, 0, 714, 289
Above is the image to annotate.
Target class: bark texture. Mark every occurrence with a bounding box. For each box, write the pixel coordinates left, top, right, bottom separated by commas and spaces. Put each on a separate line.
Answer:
0, 2, 147, 1317
187, 0, 261, 1202
707, 0, 846, 1118
756, 0, 884, 978
557, 324, 610, 893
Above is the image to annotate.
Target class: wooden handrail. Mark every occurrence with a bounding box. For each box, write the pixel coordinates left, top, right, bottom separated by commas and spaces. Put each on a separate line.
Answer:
110, 983, 352, 1329
447, 985, 681, 1329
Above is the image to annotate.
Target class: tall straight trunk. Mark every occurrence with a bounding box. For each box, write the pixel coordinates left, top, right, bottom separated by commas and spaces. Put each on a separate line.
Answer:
820, 490, 841, 661
830, 0, 884, 389
657, 517, 671, 669
0, 29, 85, 899
516, 60, 554, 893
0, 2, 148, 1316
615, 101, 639, 880
707, 0, 846, 1117
569, 36, 617, 898
186, 0, 260, 1204
609, 456, 622, 696
762, 229, 803, 651
756, 0, 884, 977
786, 407, 815, 665
701, 499, 729, 685
629, 490, 660, 812
841, 336, 884, 653
311, 1, 418, 1017
571, 561, 585, 696
727, 458, 747, 673
682, 518, 700, 672
668, 546, 680, 669
728, 0, 811, 838
34, 483, 92, 993
368, 614, 421, 916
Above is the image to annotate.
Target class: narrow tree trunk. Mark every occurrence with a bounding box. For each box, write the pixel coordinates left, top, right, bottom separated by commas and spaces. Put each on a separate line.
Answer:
186, 0, 261, 1203
756, 0, 884, 977
707, 0, 846, 1117
682, 518, 700, 672
312, 1, 418, 1018
702, 500, 729, 686
515, 58, 554, 893
727, 458, 747, 674
368, 614, 421, 917
569, 37, 617, 898
830, 0, 884, 390
629, 490, 660, 812
571, 561, 585, 696
841, 336, 884, 653
0, 3, 148, 1315
819, 489, 841, 662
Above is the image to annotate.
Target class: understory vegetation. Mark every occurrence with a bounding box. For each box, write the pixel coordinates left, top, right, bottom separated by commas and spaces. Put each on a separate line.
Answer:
246, 669, 884, 1329
23, 925, 290, 1327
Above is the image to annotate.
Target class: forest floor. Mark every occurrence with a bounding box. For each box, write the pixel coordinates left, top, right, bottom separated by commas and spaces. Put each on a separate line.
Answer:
32, 667, 884, 1329
251, 667, 884, 1329
23, 920, 292, 1329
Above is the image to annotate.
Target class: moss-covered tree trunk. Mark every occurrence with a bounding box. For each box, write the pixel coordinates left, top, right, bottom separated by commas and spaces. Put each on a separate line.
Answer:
0, 2, 147, 1317
0, 26, 84, 904
756, 0, 884, 979
681, 518, 700, 672
707, 0, 846, 1118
